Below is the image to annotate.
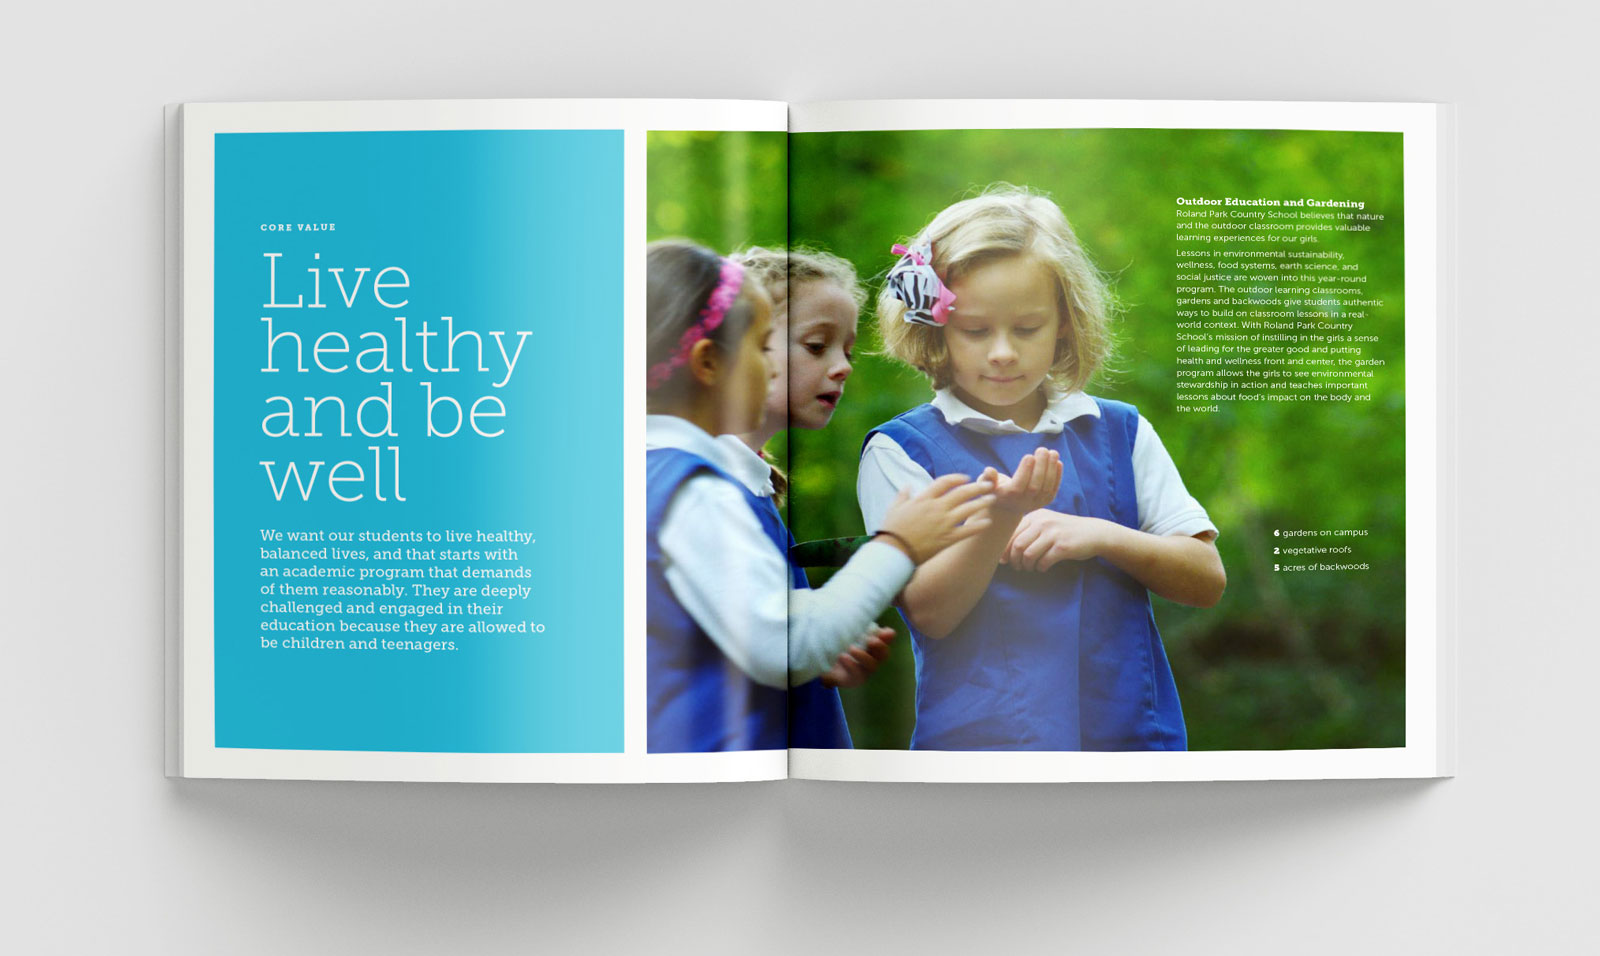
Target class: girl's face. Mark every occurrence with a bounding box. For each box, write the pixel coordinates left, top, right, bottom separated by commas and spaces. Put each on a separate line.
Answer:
721, 287, 777, 435
942, 254, 1066, 423
766, 279, 858, 431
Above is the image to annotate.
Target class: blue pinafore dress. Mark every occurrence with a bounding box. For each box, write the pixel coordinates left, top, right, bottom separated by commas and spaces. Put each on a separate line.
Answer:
864, 399, 1186, 751
646, 448, 851, 752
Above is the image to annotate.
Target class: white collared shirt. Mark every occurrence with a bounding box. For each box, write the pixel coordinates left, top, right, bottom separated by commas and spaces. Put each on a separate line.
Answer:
648, 415, 914, 688
858, 390, 1218, 540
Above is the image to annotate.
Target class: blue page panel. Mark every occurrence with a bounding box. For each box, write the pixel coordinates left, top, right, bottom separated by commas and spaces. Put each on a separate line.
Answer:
214, 130, 624, 753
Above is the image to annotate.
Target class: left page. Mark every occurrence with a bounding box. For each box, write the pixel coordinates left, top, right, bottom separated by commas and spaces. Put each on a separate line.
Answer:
167, 99, 788, 782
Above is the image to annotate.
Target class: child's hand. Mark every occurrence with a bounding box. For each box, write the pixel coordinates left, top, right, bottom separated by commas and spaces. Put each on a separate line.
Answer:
1004, 509, 1109, 571
979, 448, 1062, 517
820, 626, 895, 689
878, 473, 996, 564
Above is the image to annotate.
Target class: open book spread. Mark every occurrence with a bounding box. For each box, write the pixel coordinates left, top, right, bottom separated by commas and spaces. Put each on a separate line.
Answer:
166, 99, 1452, 782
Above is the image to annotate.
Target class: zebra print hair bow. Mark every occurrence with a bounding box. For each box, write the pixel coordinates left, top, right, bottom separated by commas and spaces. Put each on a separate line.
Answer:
886, 241, 956, 327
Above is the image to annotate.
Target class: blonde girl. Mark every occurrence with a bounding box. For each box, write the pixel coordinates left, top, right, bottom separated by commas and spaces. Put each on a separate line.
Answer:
858, 187, 1226, 751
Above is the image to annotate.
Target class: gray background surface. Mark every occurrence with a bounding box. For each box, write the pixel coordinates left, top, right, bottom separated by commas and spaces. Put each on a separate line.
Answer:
4, 1, 1593, 951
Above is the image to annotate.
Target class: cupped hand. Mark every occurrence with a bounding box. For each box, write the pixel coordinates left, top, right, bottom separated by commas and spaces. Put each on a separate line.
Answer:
979, 448, 1062, 517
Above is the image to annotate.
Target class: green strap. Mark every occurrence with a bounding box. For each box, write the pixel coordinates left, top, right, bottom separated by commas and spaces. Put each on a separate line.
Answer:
789, 535, 873, 569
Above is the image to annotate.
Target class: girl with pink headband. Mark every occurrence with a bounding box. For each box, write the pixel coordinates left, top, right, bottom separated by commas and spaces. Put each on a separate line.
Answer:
644, 240, 996, 753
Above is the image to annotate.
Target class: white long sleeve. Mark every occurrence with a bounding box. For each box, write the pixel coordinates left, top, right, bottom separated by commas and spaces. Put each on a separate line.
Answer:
649, 416, 914, 688
658, 476, 912, 687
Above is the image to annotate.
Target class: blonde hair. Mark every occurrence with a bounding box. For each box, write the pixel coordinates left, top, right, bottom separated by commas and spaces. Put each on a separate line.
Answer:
876, 185, 1116, 393
733, 246, 866, 312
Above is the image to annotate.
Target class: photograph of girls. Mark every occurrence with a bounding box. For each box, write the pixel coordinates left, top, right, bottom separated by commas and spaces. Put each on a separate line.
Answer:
646, 127, 1406, 753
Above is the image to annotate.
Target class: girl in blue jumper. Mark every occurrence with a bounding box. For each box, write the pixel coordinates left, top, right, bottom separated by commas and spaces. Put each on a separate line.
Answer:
858, 188, 1227, 752
646, 240, 995, 753
730, 246, 890, 747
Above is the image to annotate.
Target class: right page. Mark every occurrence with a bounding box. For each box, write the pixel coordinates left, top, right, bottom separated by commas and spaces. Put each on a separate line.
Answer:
786, 100, 1451, 782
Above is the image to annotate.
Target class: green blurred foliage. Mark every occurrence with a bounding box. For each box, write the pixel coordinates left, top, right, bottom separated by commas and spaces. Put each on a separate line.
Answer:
646, 130, 787, 250
649, 128, 1407, 752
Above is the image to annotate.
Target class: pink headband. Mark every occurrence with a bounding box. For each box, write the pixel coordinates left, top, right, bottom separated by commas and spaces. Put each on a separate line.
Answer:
647, 258, 746, 390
